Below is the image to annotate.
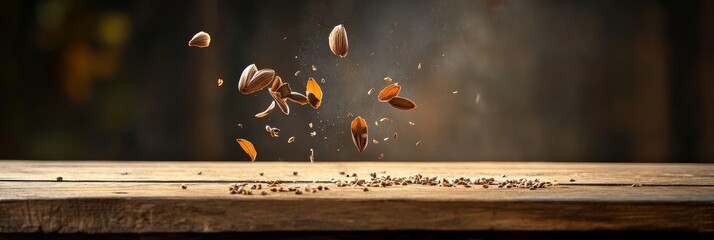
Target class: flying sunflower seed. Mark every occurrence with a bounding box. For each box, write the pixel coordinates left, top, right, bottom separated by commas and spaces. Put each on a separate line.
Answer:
306, 77, 323, 109
255, 101, 276, 118
388, 96, 417, 110
378, 83, 401, 102
328, 24, 348, 58
276, 82, 292, 98
188, 31, 210, 48
243, 69, 275, 94
351, 116, 368, 152
239, 64, 258, 93
286, 92, 309, 105
235, 138, 257, 161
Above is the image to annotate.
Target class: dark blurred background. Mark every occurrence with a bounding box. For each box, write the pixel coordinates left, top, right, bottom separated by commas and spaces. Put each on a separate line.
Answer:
0, 0, 713, 162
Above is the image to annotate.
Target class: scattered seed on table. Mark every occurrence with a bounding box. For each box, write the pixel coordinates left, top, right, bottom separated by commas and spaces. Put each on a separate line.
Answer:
293, 171, 298, 176
197, 171, 202, 175
261, 191, 268, 195
56, 176, 63, 182
482, 185, 489, 188
181, 184, 187, 189
569, 179, 576, 182
363, 187, 369, 192
259, 172, 264, 176
295, 189, 303, 195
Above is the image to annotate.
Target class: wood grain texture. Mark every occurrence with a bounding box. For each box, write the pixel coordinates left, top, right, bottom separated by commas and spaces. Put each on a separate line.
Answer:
0, 161, 712, 233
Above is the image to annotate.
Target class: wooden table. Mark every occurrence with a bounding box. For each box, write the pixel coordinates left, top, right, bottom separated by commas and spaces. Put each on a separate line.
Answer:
0, 161, 712, 234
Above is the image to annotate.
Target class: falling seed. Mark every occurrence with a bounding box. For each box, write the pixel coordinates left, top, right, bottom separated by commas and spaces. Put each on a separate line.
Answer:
378, 153, 384, 160
217, 78, 223, 87
259, 172, 264, 176
286, 92, 309, 105
351, 116, 368, 152
306, 78, 323, 109
236, 138, 257, 161
409, 121, 415, 126
312, 65, 317, 71
310, 131, 317, 137
238, 64, 257, 93
288, 136, 295, 143
367, 88, 375, 95
270, 90, 290, 115
375, 121, 379, 126
308, 122, 313, 128
378, 83, 401, 102
452, 91, 459, 94
384, 77, 393, 83
418, 63, 422, 70
373, 139, 379, 144
270, 75, 283, 92
197, 171, 202, 175
255, 101, 276, 118
294, 70, 301, 77
237, 123, 243, 128
188, 31, 211, 48
347, 112, 353, 117
275, 82, 292, 98
379, 118, 390, 122
328, 24, 349, 58
383, 137, 389, 142
388, 96, 417, 110
321, 78, 325, 83
309, 148, 315, 163
476, 93, 481, 104
416, 140, 421, 146
239, 66, 275, 94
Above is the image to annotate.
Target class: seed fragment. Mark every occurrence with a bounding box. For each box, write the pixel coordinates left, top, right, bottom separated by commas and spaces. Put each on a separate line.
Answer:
378, 153, 384, 160
181, 184, 187, 189
409, 121, 415, 126
384, 77, 393, 83
288, 136, 295, 143
261, 190, 268, 195
286, 92, 309, 105
56, 176, 63, 182
294, 70, 300, 77
378, 83, 401, 102
236, 138, 257, 161
309, 148, 315, 163
379, 118, 390, 122
388, 96, 417, 110
416, 140, 421, 146
418, 63, 422, 70
393, 132, 398, 139
383, 137, 389, 142
367, 88, 375, 95
476, 93, 481, 104
308, 122, 313, 128
217, 78, 223, 87
375, 121, 379, 126
569, 179, 576, 182
293, 171, 298, 176
237, 123, 243, 128
350, 116, 368, 152
188, 31, 210, 48
259, 172, 264, 176
270, 90, 290, 115
306, 78, 323, 109
373, 139, 379, 144
311, 65, 317, 71
328, 24, 349, 58
452, 91, 458, 94
363, 187, 369, 192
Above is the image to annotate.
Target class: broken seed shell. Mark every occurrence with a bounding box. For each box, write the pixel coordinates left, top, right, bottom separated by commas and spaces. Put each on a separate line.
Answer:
378, 83, 401, 102
286, 92, 309, 105
306, 78, 323, 109
255, 101, 276, 118
270, 90, 290, 115
388, 96, 417, 110
235, 138, 257, 161
288, 136, 295, 143
239, 64, 258, 93
350, 116, 369, 152
328, 24, 349, 58
276, 83, 292, 98
188, 31, 211, 48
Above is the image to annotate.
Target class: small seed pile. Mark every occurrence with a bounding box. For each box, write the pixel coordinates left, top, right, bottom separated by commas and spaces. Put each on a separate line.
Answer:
333, 173, 556, 190
229, 180, 330, 195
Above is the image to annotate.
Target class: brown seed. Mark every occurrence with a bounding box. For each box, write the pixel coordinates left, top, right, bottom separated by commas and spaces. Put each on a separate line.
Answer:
293, 171, 298, 175
217, 78, 223, 87
393, 132, 397, 139
378, 83, 401, 102
259, 172, 264, 176
56, 176, 63, 182
569, 179, 576, 182
239, 64, 258, 93
363, 187, 369, 192
482, 184, 489, 188
295, 189, 303, 195
270, 75, 283, 92
261, 190, 268, 195
306, 78, 323, 109
197, 171, 202, 175
270, 90, 290, 115
308, 122, 313, 128
328, 24, 349, 58
181, 184, 187, 189
188, 31, 210, 48
255, 101, 275, 118
288, 136, 295, 143
388, 96, 417, 110
286, 92, 309, 105
350, 116, 368, 152
235, 138, 257, 161
243, 69, 275, 94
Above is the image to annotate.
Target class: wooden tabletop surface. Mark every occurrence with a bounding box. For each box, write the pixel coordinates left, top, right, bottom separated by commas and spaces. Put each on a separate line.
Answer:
0, 161, 712, 233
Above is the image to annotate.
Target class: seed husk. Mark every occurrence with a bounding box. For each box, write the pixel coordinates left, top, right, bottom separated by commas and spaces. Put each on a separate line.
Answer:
384, 77, 393, 83
350, 116, 368, 152
56, 176, 63, 182
372, 139, 379, 144
452, 91, 458, 94
379, 118, 390, 122
270, 90, 290, 115
270, 75, 283, 92
306, 78, 323, 109
239, 64, 258, 92
255, 101, 276, 118
294, 70, 301, 77
293, 171, 298, 175
409, 121, 415, 126
288, 136, 295, 143
286, 92, 309, 105
367, 88, 374, 95
188, 31, 210, 48
276, 82, 292, 98
388, 96, 417, 110
237, 123, 243, 128
243, 69, 275, 94
217, 78, 223, 87
236, 138, 257, 161
328, 24, 349, 58
378, 83, 401, 102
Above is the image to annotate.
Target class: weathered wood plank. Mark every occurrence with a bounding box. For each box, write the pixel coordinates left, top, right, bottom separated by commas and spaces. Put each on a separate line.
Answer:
0, 161, 712, 233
